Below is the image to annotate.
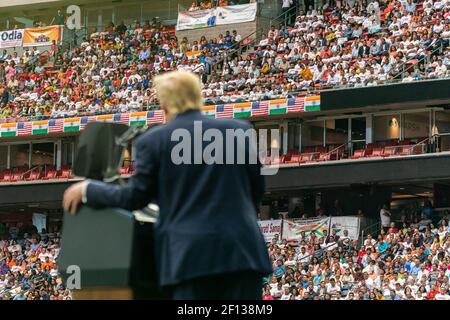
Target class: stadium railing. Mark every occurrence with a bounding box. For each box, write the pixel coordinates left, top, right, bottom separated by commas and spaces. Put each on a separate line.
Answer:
391, 41, 449, 81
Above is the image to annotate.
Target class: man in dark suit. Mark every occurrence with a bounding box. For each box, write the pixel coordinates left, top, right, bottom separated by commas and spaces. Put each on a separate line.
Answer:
63, 70, 272, 300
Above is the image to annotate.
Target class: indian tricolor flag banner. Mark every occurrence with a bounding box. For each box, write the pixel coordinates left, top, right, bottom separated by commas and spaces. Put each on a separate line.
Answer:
201, 105, 216, 118
130, 111, 147, 126
96, 114, 114, 123
63, 118, 81, 132
1, 123, 17, 137
282, 217, 331, 241
269, 99, 288, 115
233, 102, 252, 118
186, 50, 202, 60
305, 95, 320, 112
32, 120, 49, 135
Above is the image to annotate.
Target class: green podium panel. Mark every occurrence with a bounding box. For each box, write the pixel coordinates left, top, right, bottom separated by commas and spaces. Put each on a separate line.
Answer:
58, 206, 166, 299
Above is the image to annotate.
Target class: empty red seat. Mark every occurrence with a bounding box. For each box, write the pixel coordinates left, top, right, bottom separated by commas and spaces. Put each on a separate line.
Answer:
0, 170, 12, 182
282, 154, 291, 163
58, 169, 73, 179
369, 148, 384, 157
42, 170, 57, 180
270, 155, 284, 165
399, 145, 413, 156
287, 154, 301, 164
26, 171, 41, 181
351, 149, 366, 159
399, 145, 424, 156
318, 153, 333, 161
10, 171, 24, 182
299, 152, 320, 163
383, 146, 399, 157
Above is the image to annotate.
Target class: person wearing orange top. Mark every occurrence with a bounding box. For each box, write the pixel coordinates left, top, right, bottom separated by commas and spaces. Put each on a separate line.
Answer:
200, 0, 212, 9
42, 257, 55, 270
8, 259, 16, 268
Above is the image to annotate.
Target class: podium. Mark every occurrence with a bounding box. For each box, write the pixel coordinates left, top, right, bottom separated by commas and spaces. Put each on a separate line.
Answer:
58, 206, 168, 300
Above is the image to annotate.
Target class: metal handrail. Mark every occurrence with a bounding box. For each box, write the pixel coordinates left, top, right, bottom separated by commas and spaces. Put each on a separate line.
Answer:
211, 29, 258, 73
269, 5, 298, 27
405, 136, 433, 150
360, 220, 381, 246
20, 166, 40, 179
322, 139, 354, 160
391, 41, 447, 80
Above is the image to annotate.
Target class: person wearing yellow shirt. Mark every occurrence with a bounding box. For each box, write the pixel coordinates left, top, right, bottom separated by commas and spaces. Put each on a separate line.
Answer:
261, 62, 270, 74
301, 66, 313, 80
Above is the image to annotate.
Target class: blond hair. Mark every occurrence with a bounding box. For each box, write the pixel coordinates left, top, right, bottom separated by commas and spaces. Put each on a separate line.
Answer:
153, 70, 203, 116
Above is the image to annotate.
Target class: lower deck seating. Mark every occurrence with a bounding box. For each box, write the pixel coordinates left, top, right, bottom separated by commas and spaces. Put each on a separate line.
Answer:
266, 140, 429, 166
0, 164, 133, 184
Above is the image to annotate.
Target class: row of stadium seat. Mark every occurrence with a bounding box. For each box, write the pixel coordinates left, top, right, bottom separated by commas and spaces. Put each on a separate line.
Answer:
0, 166, 74, 183
0, 165, 135, 183
266, 143, 426, 165
351, 145, 425, 159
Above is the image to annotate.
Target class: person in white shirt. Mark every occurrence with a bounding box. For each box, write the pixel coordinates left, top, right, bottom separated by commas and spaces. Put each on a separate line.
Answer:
364, 234, 377, 249
280, 287, 292, 300
270, 282, 283, 299
325, 278, 341, 296
434, 286, 450, 300
380, 204, 391, 232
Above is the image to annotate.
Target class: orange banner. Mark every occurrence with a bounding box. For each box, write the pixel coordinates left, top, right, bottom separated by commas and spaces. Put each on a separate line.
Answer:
23, 26, 63, 47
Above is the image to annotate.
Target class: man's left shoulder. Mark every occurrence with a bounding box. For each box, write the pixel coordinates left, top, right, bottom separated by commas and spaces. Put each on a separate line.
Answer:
135, 124, 166, 147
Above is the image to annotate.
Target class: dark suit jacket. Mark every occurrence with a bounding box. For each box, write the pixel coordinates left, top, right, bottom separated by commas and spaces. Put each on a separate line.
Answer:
85, 110, 273, 286
358, 46, 370, 57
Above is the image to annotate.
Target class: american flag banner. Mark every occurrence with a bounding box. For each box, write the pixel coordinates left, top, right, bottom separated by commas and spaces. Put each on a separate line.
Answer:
216, 104, 233, 118
287, 96, 305, 113
17, 122, 32, 136
113, 113, 122, 123
79, 116, 89, 130
119, 113, 130, 125
147, 110, 165, 125
252, 101, 269, 117
48, 118, 63, 133
79, 115, 100, 130
5, 95, 319, 138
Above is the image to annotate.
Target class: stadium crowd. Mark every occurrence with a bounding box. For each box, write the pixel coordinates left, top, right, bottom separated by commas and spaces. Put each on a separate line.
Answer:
187, 0, 246, 11
0, 0, 448, 122
0, 224, 71, 300
263, 215, 450, 300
